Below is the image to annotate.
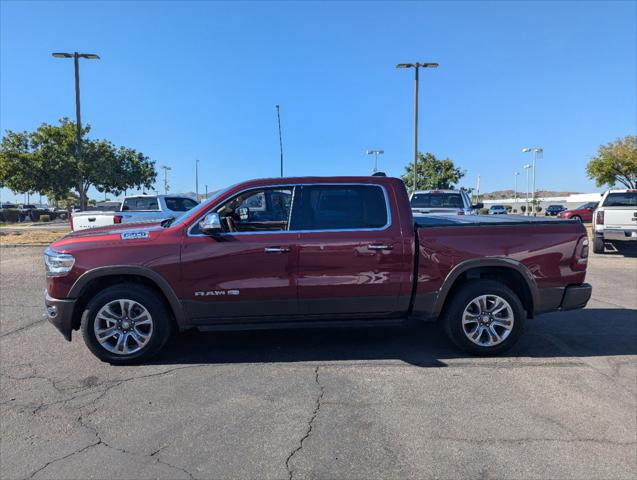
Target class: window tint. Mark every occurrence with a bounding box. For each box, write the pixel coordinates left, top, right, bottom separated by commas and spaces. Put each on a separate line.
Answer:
411, 193, 464, 209
292, 185, 387, 231
122, 197, 159, 211
165, 197, 198, 212
603, 192, 637, 207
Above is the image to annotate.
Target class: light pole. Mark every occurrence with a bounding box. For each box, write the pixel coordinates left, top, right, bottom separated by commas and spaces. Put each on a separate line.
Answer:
366, 150, 384, 173
396, 62, 438, 192
205, 184, 208, 198
52, 52, 100, 209
275, 105, 284, 177
161, 165, 171, 194
524, 164, 531, 215
514, 171, 520, 210
522, 147, 543, 215
195, 159, 199, 199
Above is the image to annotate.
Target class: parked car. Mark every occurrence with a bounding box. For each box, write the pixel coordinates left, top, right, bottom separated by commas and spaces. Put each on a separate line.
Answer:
488, 205, 507, 215
44, 176, 591, 364
410, 189, 482, 215
545, 204, 567, 216
557, 202, 598, 222
17, 204, 37, 221
71, 195, 199, 231
592, 189, 637, 253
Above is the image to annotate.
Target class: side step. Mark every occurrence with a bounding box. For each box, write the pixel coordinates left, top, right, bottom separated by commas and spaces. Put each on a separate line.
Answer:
196, 318, 408, 332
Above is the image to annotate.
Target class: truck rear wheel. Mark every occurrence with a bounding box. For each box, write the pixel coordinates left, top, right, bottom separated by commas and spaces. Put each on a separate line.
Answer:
593, 236, 605, 254
80, 284, 172, 364
443, 280, 525, 356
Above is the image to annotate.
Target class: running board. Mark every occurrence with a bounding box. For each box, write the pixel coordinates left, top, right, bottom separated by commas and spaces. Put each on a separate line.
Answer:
196, 318, 408, 332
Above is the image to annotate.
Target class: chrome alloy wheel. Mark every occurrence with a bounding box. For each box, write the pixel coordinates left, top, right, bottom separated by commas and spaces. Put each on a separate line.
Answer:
93, 299, 154, 355
461, 294, 514, 347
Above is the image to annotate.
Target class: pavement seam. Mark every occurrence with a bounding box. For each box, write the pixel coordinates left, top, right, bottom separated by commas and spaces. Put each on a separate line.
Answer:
285, 366, 324, 480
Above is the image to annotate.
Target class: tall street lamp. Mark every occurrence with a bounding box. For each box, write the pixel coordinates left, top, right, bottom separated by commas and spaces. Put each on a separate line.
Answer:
161, 165, 171, 194
524, 164, 531, 215
52, 52, 100, 208
396, 62, 438, 192
366, 149, 384, 173
522, 147, 543, 214
514, 171, 520, 209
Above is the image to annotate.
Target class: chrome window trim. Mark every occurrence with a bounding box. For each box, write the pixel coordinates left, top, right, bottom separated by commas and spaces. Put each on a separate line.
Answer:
187, 183, 392, 237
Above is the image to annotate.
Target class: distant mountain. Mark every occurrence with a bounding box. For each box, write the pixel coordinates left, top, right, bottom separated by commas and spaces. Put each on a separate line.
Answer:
480, 189, 581, 200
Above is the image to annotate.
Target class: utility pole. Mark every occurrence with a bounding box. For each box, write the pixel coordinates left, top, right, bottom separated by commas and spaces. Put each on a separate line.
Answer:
276, 105, 284, 177
52, 51, 100, 209
514, 171, 520, 210
195, 159, 199, 199
396, 62, 438, 192
161, 165, 171, 195
366, 150, 384, 173
205, 184, 208, 198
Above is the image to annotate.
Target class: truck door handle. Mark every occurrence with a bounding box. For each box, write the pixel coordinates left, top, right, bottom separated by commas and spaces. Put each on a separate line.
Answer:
264, 246, 290, 253
88, 217, 96, 222
367, 244, 393, 251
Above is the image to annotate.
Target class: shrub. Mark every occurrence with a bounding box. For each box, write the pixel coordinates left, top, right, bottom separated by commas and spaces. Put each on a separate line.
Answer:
535, 206, 542, 213
513, 209, 517, 213
479, 208, 489, 215
30, 209, 46, 222
520, 205, 526, 213
39, 214, 51, 222
3, 209, 20, 223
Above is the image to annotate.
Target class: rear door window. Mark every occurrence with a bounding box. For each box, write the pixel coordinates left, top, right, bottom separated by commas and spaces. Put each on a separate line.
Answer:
411, 193, 464, 208
602, 192, 637, 207
122, 197, 159, 211
291, 185, 388, 231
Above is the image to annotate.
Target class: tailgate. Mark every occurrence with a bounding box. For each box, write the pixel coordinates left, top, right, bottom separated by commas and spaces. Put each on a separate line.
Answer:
72, 213, 115, 231
604, 208, 637, 229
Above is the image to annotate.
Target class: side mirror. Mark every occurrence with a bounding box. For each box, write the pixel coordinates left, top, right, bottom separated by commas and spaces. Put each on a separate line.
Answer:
472, 202, 484, 210
199, 212, 223, 235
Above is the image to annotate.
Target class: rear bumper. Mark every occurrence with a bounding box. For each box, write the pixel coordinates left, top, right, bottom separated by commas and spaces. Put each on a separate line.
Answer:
560, 283, 592, 311
44, 291, 76, 341
600, 229, 637, 242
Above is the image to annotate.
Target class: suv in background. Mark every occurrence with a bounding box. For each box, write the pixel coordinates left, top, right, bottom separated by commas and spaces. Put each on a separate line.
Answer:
488, 205, 507, 215
558, 202, 598, 222
545, 204, 566, 216
410, 189, 482, 216
592, 189, 637, 253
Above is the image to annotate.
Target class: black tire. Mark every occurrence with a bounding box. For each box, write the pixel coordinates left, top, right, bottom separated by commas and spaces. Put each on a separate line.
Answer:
80, 284, 172, 364
593, 236, 605, 254
443, 280, 525, 356
571, 215, 582, 222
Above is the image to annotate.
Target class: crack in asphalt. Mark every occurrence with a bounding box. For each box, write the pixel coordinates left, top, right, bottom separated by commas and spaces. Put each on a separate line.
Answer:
0, 318, 46, 338
285, 366, 324, 480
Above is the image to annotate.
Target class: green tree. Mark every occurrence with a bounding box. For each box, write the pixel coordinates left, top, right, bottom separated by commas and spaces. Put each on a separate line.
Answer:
402, 152, 465, 191
0, 118, 156, 209
586, 135, 637, 189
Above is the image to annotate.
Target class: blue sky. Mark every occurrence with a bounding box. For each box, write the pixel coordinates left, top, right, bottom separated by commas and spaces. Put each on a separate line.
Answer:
1, 0, 635, 202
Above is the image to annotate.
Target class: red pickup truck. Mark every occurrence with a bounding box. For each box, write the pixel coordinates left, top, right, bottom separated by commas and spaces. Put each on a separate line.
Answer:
44, 176, 592, 364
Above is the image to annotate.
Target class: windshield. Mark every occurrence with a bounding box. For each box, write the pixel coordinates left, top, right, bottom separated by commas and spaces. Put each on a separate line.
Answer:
167, 186, 233, 227
411, 193, 464, 209
576, 202, 596, 210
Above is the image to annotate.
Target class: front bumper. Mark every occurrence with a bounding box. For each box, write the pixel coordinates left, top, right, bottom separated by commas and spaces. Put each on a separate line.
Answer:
44, 291, 76, 341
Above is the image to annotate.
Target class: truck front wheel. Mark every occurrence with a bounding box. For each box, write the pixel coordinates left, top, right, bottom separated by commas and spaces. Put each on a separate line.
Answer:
80, 284, 172, 364
443, 280, 525, 356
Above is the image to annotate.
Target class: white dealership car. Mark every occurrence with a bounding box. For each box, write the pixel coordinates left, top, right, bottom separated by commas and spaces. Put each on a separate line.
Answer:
592, 189, 637, 253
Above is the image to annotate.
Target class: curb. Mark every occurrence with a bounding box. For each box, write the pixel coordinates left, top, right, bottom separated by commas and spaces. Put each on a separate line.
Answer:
0, 244, 49, 248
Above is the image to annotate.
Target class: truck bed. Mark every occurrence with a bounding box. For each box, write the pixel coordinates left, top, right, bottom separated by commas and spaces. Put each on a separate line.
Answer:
414, 214, 577, 228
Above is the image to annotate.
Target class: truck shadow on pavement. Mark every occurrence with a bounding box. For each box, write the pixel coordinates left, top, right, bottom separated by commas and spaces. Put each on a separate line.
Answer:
150, 308, 637, 368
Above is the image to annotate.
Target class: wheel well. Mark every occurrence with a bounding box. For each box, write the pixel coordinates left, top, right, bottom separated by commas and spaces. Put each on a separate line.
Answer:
70, 274, 178, 332
441, 266, 534, 318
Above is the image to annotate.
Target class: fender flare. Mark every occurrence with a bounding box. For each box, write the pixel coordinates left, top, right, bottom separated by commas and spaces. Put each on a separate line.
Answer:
68, 265, 186, 327
431, 257, 540, 317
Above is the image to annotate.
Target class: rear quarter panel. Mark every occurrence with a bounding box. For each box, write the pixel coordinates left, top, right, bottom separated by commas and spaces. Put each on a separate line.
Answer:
416, 222, 587, 295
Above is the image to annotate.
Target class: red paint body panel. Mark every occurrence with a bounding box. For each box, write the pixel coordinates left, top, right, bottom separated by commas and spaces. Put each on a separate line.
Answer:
558, 207, 596, 222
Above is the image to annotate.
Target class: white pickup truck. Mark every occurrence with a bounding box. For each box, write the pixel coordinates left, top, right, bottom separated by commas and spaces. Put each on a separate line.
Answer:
410, 189, 483, 216
592, 189, 637, 253
71, 195, 199, 231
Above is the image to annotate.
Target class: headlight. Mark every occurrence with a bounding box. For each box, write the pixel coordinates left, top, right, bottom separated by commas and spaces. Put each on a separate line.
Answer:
44, 247, 75, 277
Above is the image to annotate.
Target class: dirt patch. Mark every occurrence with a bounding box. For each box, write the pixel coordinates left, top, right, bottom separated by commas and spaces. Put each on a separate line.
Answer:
0, 230, 67, 245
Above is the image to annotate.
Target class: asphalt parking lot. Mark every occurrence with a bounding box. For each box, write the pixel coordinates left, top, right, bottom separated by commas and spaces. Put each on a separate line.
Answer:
1, 247, 636, 480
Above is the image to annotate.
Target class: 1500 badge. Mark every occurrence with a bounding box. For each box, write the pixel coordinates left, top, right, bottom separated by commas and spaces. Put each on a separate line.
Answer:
194, 290, 240, 297
121, 231, 149, 240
